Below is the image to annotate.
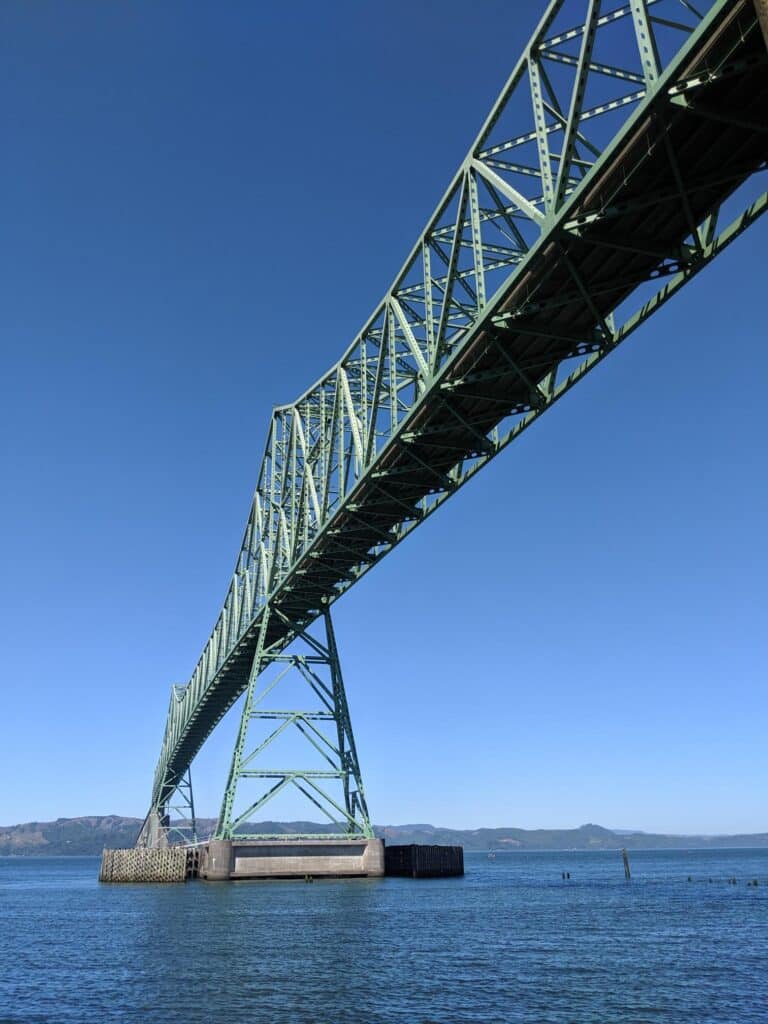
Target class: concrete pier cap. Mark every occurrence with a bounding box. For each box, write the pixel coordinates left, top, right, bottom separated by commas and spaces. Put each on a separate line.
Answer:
200, 837, 384, 881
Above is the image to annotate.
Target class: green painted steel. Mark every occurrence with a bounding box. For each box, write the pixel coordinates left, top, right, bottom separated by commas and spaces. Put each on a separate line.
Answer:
137, 764, 197, 848
144, 0, 768, 834
214, 608, 372, 841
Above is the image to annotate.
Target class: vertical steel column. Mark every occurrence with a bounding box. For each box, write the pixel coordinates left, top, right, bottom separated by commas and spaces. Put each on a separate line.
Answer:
324, 608, 371, 831
215, 608, 274, 838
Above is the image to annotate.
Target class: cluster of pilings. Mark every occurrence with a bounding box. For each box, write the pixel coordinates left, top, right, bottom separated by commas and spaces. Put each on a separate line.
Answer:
99, 847, 188, 883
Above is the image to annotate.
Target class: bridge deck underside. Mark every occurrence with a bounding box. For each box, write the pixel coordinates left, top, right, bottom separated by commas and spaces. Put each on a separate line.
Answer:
158, 1, 767, 805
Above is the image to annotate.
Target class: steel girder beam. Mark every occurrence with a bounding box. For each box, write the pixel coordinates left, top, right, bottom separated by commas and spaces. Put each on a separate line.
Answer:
146, 0, 768, 814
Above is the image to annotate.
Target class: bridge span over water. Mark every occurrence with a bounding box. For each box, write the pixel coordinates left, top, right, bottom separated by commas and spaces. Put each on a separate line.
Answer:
138, 0, 768, 850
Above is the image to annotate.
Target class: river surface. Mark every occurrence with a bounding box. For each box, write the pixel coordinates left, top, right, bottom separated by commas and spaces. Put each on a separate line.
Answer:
1, 849, 766, 1023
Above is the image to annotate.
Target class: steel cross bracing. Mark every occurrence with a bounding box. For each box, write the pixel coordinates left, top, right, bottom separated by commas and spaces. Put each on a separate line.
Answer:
148, 0, 768, 816
215, 608, 372, 841
136, 763, 197, 849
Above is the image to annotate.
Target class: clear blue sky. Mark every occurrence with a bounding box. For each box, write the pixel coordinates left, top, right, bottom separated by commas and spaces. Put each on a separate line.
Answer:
1, 1, 765, 834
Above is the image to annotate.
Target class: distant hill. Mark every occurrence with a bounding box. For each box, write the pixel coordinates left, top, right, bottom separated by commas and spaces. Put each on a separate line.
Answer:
377, 822, 768, 851
1, 817, 766, 856
0, 816, 143, 856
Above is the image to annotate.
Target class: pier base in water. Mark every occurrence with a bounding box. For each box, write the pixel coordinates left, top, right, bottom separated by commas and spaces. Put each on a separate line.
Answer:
384, 844, 464, 878
200, 837, 385, 880
100, 839, 466, 883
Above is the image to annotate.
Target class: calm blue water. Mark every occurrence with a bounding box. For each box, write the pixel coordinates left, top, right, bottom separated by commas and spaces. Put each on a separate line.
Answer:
0, 850, 766, 1023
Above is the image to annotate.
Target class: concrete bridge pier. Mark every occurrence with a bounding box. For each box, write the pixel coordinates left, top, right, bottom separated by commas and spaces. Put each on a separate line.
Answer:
200, 837, 385, 880
201, 839, 233, 881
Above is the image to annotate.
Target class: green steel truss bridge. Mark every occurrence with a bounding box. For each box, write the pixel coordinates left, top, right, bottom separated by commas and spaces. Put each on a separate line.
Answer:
139, 0, 768, 847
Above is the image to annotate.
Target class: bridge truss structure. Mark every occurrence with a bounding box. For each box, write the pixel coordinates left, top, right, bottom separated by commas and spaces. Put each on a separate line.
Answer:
138, 0, 768, 846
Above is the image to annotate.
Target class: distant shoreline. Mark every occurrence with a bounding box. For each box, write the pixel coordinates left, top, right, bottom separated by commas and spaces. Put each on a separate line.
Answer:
4, 847, 768, 860
1, 816, 766, 857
